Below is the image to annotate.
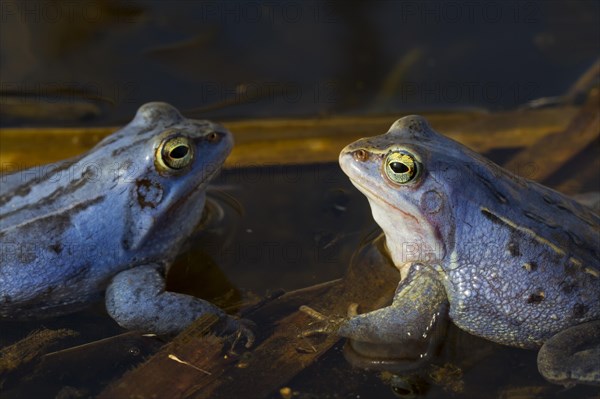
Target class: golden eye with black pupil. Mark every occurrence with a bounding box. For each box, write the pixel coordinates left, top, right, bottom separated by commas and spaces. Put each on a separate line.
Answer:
384, 151, 419, 184
156, 136, 194, 171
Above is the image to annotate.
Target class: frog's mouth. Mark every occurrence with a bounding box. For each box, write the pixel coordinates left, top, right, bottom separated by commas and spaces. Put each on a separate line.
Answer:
338, 151, 415, 219
191, 166, 222, 194
346, 176, 420, 225
162, 165, 223, 218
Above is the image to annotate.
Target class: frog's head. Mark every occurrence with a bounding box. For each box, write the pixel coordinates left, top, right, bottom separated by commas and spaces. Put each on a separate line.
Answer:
339, 116, 461, 274
93, 102, 233, 257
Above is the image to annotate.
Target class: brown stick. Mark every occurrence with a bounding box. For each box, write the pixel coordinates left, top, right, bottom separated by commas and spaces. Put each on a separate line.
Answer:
1, 108, 578, 169
503, 88, 599, 186
98, 236, 398, 399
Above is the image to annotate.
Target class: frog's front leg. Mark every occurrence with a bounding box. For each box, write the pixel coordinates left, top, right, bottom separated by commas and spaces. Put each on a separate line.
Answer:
537, 320, 600, 387
339, 263, 447, 345
105, 265, 254, 347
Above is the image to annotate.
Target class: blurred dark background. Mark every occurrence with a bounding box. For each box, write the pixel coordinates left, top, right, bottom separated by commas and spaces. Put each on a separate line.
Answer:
1, 0, 598, 126
1, 4, 599, 397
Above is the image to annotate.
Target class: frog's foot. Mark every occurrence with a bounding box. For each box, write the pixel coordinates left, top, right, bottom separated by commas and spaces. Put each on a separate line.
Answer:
221, 316, 256, 350
537, 320, 600, 387
106, 265, 253, 346
339, 263, 447, 345
298, 305, 352, 337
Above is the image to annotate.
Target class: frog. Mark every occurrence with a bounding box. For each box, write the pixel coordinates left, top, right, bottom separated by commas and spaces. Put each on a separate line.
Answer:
336, 115, 600, 386
0, 102, 253, 346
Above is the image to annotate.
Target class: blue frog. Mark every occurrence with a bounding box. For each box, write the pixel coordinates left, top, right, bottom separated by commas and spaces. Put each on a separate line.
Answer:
337, 116, 599, 386
0, 102, 253, 345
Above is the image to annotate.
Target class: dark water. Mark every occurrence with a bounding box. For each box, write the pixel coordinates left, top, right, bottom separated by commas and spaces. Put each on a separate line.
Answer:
1, 1, 598, 125
1, 1, 599, 398
2, 163, 599, 398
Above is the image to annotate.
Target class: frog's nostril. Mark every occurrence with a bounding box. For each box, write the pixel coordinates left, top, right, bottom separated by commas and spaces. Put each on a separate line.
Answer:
353, 149, 369, 162
206, 132, 220, 143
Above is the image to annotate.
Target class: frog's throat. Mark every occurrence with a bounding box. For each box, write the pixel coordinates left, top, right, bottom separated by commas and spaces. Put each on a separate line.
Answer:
348, 178, 444, 268
162, 166, 220, 226
124, 166, 221, 252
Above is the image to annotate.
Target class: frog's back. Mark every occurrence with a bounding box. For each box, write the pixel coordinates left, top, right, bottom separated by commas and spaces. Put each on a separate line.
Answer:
436, 136, 600, 348
0, 102, 207, 319
0, 155, 131, 318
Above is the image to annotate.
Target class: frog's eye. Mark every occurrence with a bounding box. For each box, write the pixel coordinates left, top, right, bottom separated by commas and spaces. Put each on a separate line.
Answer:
157, 136, 194, 171
384, 151, 420, 184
